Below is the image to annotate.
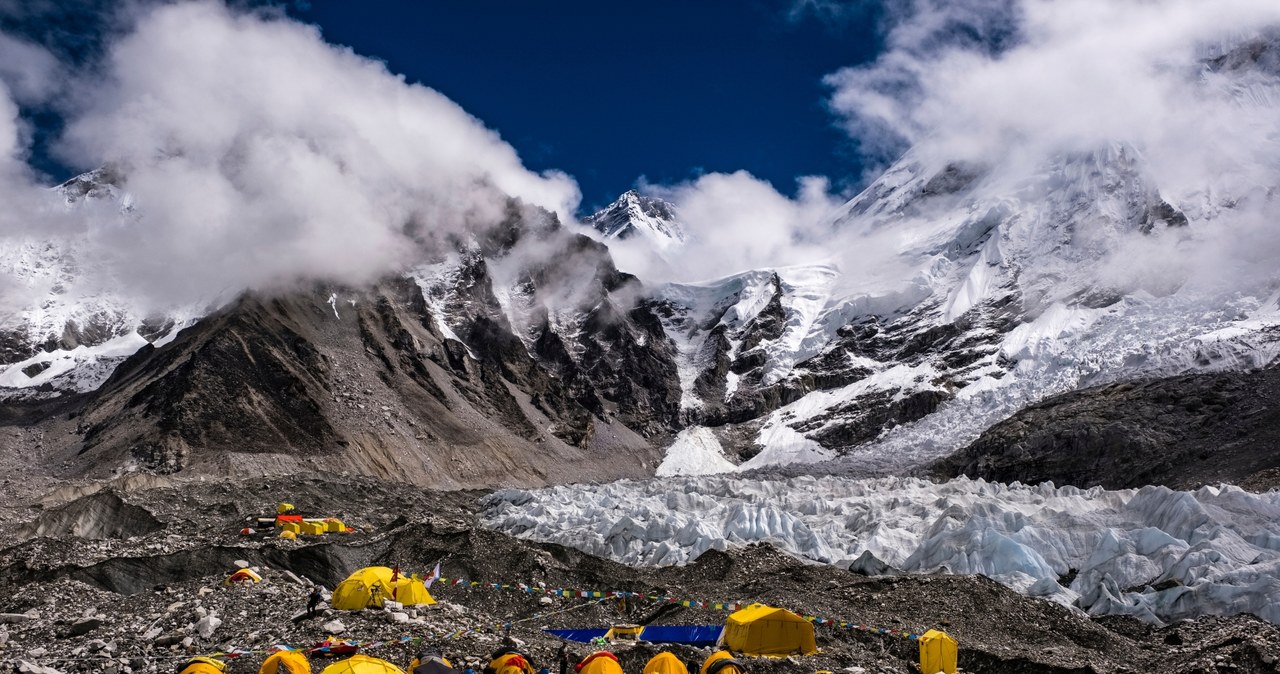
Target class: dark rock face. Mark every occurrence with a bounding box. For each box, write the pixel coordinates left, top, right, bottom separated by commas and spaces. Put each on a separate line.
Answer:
1207, 32, 1280, 75
79, 296, 341, 474
931, 367, 1280, 490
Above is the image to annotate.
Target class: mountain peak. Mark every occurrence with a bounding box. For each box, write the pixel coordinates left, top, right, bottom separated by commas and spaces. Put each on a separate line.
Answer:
584, 189, 686, 250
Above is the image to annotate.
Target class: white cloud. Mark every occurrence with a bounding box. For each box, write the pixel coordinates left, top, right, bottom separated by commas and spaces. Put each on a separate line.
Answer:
0, 32, 62, 105
1, 0, 579, 308
619, 0, 1280, 302
826, 0, 1280, 182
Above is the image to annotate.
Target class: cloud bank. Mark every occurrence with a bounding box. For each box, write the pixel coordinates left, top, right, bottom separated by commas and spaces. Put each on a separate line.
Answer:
0, 1, 579, 309
620, 0, 1280, 298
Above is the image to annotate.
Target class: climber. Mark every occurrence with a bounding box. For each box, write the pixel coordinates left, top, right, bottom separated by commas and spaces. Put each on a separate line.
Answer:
409, 647, 457, 674
699, 652, 745, 674
484, 648, 536, 674
307, 586, 324, 618
556, 643, 570, 674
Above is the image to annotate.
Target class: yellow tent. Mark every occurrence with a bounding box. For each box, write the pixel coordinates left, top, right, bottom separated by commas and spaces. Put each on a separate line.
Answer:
918, 630, 957, 674
224, 568, 263, 586
604, 624, 643, 641
180, 657, 227, 674
576, 653, 623, 674
643, 653, 689, 674
331, 567, 435, 610
260, 651, 312, 674
698, 652, 744, 674
486, 653, 535, 674
320, 656, 405, 674
721, 604, 817, 656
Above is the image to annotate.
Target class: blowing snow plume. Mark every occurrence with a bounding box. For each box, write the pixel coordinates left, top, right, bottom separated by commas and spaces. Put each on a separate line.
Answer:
0, 0, 578, 309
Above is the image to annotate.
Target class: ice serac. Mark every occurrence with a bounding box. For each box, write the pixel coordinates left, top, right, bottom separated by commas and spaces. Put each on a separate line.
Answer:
480, 475, 1280, 626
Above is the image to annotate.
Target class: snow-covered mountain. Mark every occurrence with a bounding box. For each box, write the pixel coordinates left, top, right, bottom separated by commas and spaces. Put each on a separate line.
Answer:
0, 169, 197, 400
3, 37, 1279, 491
643, 142, 1280, 479
583, 190, 686, 251
631, 38, 1280, 481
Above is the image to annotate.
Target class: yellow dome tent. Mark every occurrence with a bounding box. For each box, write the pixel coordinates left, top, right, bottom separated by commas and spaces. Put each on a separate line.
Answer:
698, 652, 744, 674
486, 652, 535, 674
643, 652, 689, 674
720, 603, 817, 657
331, 567, 435, 610
918, 630, 958, 674
576, 652, 623, 674
260, 651, 312, 674
320, 656, 405, 674
179, 657, 227, 674
224, 568, 263, 586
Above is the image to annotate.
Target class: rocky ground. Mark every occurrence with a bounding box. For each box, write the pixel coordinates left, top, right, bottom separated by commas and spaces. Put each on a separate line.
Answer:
0, 475, 1278, 674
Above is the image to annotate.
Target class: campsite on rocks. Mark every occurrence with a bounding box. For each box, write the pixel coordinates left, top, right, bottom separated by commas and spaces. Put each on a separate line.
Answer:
2, 2, 1280, 674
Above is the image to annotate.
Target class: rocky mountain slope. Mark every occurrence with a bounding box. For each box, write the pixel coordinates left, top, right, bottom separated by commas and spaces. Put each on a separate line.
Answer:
931, 364, 1280, 491
0, 174, 683, 488
1, 475, 1278, 674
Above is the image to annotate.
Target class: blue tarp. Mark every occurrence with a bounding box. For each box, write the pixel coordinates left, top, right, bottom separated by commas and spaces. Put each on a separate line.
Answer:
545, 628, 609, 643
545, 626, 722, 646
638, 625, 723, 646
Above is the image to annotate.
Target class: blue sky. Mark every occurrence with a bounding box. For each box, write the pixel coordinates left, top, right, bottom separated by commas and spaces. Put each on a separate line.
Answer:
287, 1, 885, 213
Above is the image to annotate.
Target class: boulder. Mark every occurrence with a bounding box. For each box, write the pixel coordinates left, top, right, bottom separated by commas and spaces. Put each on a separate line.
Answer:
846, 550, 899, 577
154, 632, 184, 647
322, 620, 346, 635
194, 616, 222, 639
68, 617, 104, 637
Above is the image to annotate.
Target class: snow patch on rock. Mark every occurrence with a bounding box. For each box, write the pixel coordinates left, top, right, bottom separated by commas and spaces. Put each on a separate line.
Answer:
655, 427, 736, 476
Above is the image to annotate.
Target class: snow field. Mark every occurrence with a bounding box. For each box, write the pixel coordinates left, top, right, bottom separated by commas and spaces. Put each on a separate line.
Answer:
481, 475, 1280, 626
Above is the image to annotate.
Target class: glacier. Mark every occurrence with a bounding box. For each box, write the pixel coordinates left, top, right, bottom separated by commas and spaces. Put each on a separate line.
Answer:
481, 475, 1280, 626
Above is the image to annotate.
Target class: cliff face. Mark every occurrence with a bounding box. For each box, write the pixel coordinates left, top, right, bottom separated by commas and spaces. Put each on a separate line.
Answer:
932, 364, 1280, 490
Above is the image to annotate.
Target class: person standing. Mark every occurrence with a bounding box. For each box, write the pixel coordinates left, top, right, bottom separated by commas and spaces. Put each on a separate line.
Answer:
307, 586, 323, 618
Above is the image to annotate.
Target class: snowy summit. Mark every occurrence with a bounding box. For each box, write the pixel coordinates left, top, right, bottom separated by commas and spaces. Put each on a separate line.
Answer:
584, 190, 687, 251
